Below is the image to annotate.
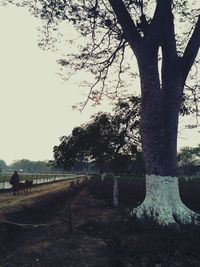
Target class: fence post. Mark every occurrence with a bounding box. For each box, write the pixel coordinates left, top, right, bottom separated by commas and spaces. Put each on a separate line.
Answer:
113, 176, 119, 207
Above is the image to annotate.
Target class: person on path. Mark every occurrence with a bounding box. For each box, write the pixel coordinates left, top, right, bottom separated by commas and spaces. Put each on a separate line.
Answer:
10, 171, 20, 196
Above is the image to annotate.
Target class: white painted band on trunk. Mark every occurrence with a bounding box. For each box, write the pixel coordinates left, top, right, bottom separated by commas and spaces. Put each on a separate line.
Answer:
131, 175, 199, 225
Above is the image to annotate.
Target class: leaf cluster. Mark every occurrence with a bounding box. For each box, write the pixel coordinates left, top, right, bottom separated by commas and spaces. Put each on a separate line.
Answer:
178, 144, 200, 167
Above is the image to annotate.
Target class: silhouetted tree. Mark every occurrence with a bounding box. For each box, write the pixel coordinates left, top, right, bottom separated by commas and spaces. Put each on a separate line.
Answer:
54, 96, 142, 174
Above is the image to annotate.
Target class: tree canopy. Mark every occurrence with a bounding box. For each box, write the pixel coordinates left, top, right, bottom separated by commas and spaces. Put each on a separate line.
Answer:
2, 0, 199, 115
53, 96, 143, 174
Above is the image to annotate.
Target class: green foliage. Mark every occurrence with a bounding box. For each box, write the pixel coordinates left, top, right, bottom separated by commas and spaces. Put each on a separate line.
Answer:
178, 145, 200, 167
54, 96, 143, 174
178, 144, 200, 175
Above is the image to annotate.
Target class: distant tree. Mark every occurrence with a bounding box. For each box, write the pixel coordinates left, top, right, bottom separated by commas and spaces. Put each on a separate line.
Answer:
178, 145, 200, 175
0, 160, 7, 172
54, 96, 142, 174
9, 159, 56, 173
54, 126, 92, 171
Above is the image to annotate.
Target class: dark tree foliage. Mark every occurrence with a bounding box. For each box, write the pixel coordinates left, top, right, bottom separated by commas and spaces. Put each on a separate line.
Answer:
53, 126, 92, 170
178, 144, 200, 175
53, 96, 143, 174
178, 144, 200, 166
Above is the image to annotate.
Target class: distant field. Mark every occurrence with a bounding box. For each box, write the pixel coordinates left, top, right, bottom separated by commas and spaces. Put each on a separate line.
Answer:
0, 173, 81, 183
1, 172, 199, 186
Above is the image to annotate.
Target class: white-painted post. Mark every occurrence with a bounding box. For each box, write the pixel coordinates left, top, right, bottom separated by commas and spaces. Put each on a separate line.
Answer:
113, 176, 118, 207
101, 173, 106, 181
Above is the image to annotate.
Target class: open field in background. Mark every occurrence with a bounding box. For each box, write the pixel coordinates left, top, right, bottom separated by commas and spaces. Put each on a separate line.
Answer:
1, 172, 199, 182
0, 172, 80, 182
1, 172, 199, 190
0, 172, 87, 190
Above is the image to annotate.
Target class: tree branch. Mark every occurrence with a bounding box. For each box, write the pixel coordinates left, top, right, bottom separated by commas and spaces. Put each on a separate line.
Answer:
108, 0, 142, 55
150, 0, 174, 44
181, 15, 200, 82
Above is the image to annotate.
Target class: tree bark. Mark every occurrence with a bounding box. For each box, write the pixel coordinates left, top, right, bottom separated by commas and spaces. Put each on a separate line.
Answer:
131, 48, 199, 225
108, 0, 200, 225
137, 44, 182, 177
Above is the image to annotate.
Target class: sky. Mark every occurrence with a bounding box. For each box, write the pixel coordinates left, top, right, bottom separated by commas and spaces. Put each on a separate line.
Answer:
0, 5, 199, 165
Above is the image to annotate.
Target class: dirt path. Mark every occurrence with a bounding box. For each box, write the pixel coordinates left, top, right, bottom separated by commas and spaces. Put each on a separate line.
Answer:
0, 180, 79, 220
0, 186, 121, 267
1, 179, 200, 267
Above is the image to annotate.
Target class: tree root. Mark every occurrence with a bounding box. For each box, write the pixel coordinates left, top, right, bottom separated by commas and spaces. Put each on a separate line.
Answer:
131, 201, 200, 227
130, 175, 200, 227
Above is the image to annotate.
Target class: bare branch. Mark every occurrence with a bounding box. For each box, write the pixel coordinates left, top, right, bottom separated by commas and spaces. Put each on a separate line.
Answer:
108, 0, 142, 55
150, 0, 176, 51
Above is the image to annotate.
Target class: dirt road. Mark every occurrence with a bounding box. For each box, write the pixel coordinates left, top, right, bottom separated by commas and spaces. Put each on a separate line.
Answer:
0, 180, 79, 220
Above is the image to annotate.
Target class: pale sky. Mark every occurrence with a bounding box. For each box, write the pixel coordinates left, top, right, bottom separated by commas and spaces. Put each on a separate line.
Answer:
0, 5, 199, 165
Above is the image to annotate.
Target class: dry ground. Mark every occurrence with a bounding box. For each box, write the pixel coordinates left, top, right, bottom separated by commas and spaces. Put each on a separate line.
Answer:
0, 180, 75, 218
0, 179, 121, 267
0, 178, 200, 267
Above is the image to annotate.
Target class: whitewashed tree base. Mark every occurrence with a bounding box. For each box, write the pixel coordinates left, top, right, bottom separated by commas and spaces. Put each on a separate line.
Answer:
130, 175, 200, 226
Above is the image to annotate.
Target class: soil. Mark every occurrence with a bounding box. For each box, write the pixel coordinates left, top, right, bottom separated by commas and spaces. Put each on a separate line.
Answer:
0, 177, 200, 267
0, 180, 78, 221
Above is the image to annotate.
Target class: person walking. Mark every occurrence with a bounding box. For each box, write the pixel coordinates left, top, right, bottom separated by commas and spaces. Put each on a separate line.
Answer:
10, 171, 20, 196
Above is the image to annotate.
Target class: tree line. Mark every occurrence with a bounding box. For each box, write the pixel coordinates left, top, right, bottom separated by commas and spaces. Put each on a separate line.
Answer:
0, 159, 59, 173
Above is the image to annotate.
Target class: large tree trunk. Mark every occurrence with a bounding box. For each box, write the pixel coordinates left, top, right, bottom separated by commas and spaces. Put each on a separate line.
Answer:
109, 0, 200, 226
131, 52, 199, 226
